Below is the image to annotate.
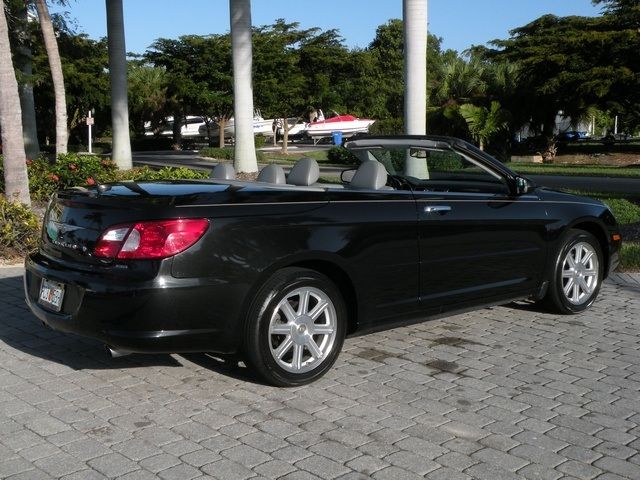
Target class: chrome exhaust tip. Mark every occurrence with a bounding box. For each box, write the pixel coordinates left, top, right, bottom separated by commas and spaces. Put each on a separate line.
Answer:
105, 345, 131, 358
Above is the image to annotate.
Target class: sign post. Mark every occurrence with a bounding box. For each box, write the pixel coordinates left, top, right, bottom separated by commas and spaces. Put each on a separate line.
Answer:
86, 110, 95, 153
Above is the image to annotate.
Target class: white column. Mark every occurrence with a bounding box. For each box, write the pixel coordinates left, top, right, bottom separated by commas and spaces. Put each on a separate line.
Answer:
230, 0, 258, 173
106, 0, 132, 169
403, 0, 427, 135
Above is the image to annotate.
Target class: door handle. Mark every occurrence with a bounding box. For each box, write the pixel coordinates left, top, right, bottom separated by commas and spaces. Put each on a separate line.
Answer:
424, 205, 452, 215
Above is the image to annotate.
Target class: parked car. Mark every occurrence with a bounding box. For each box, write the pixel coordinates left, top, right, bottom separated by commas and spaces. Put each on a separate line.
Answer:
556, 131, 589, 141
24, 136, 621, 386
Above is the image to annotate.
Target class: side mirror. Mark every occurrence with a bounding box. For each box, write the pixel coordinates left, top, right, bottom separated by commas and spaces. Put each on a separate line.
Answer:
514, 176, 535, 195
341, 169, 357, 184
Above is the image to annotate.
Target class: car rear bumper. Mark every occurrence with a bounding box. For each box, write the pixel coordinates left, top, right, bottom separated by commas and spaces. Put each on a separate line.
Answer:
24, 252, 243, 354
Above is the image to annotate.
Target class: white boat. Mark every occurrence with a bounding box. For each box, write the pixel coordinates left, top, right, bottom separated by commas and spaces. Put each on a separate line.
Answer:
305, 111, 376, 138
198, 110, 274, 138
144, 116, 206, 137
277, 117, 307, 138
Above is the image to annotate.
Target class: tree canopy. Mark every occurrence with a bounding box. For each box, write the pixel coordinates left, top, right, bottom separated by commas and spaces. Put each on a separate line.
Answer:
3, 1, 640, 161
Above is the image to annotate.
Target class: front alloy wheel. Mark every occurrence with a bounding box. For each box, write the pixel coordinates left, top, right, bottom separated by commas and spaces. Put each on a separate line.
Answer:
560, 241, 599, 306
244, 268, 346, 386
544, 229, 603, 314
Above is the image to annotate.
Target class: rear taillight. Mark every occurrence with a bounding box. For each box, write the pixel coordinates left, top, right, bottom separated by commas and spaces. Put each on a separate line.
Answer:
94, 219, 209, 260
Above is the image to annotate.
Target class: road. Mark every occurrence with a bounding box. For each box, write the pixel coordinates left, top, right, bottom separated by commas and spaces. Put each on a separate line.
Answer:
132, 151, 640, 194
2, 264, 640, 479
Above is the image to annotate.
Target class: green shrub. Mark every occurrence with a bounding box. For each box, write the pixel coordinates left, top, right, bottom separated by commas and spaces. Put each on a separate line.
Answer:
595, 197, 640, 225
0, 196, 40, 258
200, 147, 266, 163
327, 146, 358, 165
2, 153, 207, 202
200, 147, 234, 160
369, 118, 403, 135
110, 166, 208, 182
67, 144, 109, 154
255, 135, 267, 149
620, 242, 640, 271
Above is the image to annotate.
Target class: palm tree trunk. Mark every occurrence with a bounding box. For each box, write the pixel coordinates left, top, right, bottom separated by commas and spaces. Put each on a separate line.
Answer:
403, 0, 427, 134
106, 0, 132, 169
218, 117, 226, 148
15, 5, 39, 160
0, 0, 30, 206
403, 0, 428, 178
281, 118, 289, 155
35, 0, 67, 155
230, 0, 257, 173
171, 111, 183, 150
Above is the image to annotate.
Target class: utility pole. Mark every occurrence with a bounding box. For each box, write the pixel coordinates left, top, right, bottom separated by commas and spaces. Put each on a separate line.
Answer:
87, 110, 94, 154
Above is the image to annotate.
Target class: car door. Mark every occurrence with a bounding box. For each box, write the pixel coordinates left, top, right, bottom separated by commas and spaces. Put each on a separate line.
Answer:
326, 187, 421, 328
412, 149, 548, 310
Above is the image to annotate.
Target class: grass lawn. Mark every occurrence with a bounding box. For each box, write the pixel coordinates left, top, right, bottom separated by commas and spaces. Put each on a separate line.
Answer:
506, 162, 640, 178
620, 243, 640, 271
568, 190, 640, 272
595, 198, 639, 272
262, 150, 350, 167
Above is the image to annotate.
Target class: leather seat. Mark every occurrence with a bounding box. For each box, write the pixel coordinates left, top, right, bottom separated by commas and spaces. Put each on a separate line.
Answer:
257, 164, 286, 184
287, 157, 320, 186
209, 163, 236, 180
349, 161, 390, 190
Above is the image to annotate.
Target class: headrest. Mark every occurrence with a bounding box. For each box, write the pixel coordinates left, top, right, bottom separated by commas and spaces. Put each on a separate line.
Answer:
209, 163, 236, 180
287, 157, 320, 186
257, 164, 286, 184
350, 161, 388, 190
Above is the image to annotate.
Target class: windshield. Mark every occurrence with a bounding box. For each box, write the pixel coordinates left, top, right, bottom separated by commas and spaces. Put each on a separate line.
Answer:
349, 145, 508, 193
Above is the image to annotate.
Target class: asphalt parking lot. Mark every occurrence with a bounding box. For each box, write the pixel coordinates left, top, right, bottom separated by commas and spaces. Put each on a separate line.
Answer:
1, 265, 639, 480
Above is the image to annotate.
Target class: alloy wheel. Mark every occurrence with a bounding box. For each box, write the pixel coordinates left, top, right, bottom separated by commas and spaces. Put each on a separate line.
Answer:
561, 241, 599, 305
268, 286, 337, 374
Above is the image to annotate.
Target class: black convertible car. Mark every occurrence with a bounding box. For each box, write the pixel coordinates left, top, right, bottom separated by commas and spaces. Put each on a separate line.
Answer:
25, 136, 621, 386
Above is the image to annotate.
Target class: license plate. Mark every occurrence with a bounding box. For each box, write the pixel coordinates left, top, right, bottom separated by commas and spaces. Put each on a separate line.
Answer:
38, 279, 65, 312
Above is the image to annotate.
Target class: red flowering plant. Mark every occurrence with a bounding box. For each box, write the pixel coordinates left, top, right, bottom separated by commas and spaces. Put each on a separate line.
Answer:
1, 153, 205, 204
25, 154, 117, 201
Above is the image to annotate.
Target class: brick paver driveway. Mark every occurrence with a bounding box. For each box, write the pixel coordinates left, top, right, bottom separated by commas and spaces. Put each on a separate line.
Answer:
1, 265, 639, 480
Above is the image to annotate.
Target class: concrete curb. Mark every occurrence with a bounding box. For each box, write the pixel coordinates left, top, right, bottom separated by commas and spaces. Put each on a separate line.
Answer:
607, 272, 640, 289
0, 262, 24, 269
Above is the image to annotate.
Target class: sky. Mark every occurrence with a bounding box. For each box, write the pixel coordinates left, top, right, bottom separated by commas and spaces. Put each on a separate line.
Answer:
53, 0, 602, 54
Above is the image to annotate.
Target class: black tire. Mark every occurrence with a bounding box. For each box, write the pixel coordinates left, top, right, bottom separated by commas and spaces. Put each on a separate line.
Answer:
243, 267, 347, 387
543, 229, 603, 314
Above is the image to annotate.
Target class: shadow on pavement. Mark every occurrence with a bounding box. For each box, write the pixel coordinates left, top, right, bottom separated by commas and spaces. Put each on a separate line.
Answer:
0, 273, 182, 370
180, 353, 268, 386
0, 272, 267, 384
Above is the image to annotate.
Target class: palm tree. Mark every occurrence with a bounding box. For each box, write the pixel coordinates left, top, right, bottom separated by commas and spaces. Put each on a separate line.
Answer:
15, 4, 39, 159
459, 101, 510, 151
34, 0, 67, 155
403, 0, 427, 135
230, 0, 257, 174
403, 0, 427, 177
106, 0, 132, 169
427, 56, 488, 138
0, 0, 30, 206
435, 57, 487, 105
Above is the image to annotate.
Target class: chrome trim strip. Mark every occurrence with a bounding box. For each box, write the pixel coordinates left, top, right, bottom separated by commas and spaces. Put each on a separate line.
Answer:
176, 201, 329, 208
178, 198, 601, 208
177, 199, 416, 207
416, 199, 601, 206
